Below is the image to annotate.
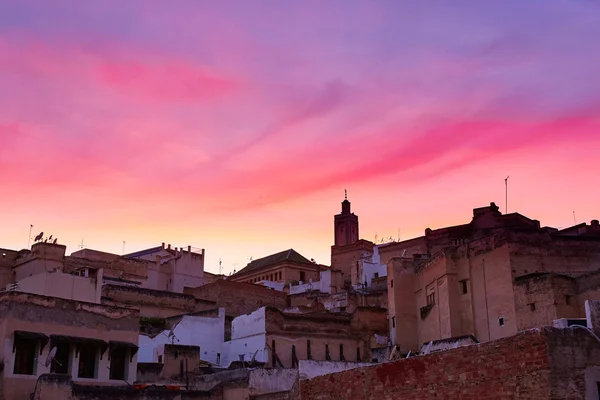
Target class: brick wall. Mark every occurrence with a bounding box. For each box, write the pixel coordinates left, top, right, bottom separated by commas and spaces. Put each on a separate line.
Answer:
299, 329, 552, 400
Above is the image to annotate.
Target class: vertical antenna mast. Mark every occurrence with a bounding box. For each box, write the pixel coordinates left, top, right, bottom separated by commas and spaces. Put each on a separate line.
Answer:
122, 241, 126, 255
505, 176, 510, 214
219, 258, 222, 275
573, 211, 577, 225
27, 224, 33, 249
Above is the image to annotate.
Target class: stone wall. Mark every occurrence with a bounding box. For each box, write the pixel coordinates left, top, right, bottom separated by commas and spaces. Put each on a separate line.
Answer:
185, 281, 288, 318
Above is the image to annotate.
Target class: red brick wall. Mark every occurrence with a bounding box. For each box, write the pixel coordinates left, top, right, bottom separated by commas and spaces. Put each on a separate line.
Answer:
299, 329, 552, 400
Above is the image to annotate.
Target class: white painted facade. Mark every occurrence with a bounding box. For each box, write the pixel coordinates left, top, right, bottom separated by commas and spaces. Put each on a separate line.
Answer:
221, 307, 269, 367
289, 270, 334, 295
352, 246, 387, 289
138, 308, 226, 365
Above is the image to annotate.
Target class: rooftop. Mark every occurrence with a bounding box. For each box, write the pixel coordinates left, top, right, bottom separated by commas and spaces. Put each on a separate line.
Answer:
233, 248, 315, 276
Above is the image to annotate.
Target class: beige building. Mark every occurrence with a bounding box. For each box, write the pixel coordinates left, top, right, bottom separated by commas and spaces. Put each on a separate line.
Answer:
1, 241, 206, 295
0, 291, 139, 399
229, 249, 327, 286
385, 203, 600, 353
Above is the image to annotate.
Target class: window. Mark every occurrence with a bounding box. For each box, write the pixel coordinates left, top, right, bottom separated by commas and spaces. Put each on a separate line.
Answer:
325, 344, 331, 361
51, 344, 70, 374
158, 355, 163, 364
216, 353, 221, 364
340, 306, 347, 312
291, 345, 298, 368
460, 280, 468, 294
307, 340, 312, 360
13, 337, 36, 375
391, 279, 394, 288
373, 272, 379, 279
300, 271, 306, 282
529, 302, 536, 311
278, 272, 282, 281
271, 340, 276, 366
427, 293, 435, 306
109, 347, 128, 381
339, 344, 345, 361
566, 295, 572, 305
356, 347, 361, 362
392, 316, 396, 328
77, 344, 98, 379
498, 317, 505, 327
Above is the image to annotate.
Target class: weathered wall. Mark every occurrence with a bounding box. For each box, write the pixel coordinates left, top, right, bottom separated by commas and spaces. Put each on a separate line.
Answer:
297, 360, 374, 380
185, 281, 287, 318
299, 329, 552, 400
0, 292, 139, 399
12, 270, 102, 304
102, 285, 210, 318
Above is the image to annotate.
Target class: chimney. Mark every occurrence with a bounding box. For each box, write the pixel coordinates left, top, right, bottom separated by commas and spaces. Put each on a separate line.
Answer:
592, 220, 599, 227
162, 242, 165, 249
168, 244, 171, 250
188, 245, 191, 253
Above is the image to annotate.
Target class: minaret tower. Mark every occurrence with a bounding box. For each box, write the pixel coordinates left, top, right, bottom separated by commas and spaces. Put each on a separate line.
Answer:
334, 190, 359, 247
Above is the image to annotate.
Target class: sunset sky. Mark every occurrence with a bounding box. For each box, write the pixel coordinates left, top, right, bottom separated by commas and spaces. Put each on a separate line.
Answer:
1, 1, 599, 274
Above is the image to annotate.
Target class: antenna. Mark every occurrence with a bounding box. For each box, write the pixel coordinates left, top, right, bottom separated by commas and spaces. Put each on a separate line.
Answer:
45, 346, 58, 367
344, 189, 347, 200
397, 228, 400, 242
505, 176, 510, 214
79, 239, 85, 250
573, 211, 577, 225
122, 241, 126, 255
219, 258, 222, 275
28, 224, 33, 248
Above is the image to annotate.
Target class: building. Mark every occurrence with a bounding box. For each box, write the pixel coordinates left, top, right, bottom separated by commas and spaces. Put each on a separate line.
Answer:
229, 249, 327, 286
386, 202, 600, 353
223, 306, 388, 369
3, 241, 205, 296
0, 291, 139, 399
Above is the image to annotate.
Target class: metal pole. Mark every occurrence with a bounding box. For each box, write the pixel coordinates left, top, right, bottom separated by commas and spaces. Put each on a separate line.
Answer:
27, 224, 33, 248
505, 176, 509, 214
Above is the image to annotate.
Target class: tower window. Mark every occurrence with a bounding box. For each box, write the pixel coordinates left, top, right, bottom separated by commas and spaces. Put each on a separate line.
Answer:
392, 316, 395, 328
460, 280, 468, 294
339, 344, 345, 361
427, 293, 435, 306
498, 317, 505, 326
300, 271, 305, 282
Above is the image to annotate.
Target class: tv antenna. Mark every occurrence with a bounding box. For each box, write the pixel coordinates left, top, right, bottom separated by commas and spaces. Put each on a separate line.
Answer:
28, 224, 33, 248
219, 258, 222, 275
504, 176, 510, 214
45, 346, 58, 368
78, 239, 85, 250
573, 211, 577, 225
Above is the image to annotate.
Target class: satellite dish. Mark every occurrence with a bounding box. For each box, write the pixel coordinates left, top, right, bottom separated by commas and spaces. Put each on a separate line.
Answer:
45, 346, 57, 367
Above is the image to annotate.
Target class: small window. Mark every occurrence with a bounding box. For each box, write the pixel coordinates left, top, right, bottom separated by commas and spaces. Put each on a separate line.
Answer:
13, 337, 36, 375
307, 340, 311, 360
158, 355, 163, 364
278, 272, 282, 281
339, 344, 345, 361
291, 345, 298, 368
300, 271, 306, 282
373, 272, 379, 279
356, 347, 361, 362
460, 280, 468, 294
566, 295, 572, 305
325, 344, 331, 361
216, 353, 221, 364
392, 316, 396, 328
340, 306, 347, 312
391, 279, 394, 288
499, 317, 505, 327
109, 347, 128, 381
529, 302, 536, 311
78, 344, 98, 379
427, 293, 435, 306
